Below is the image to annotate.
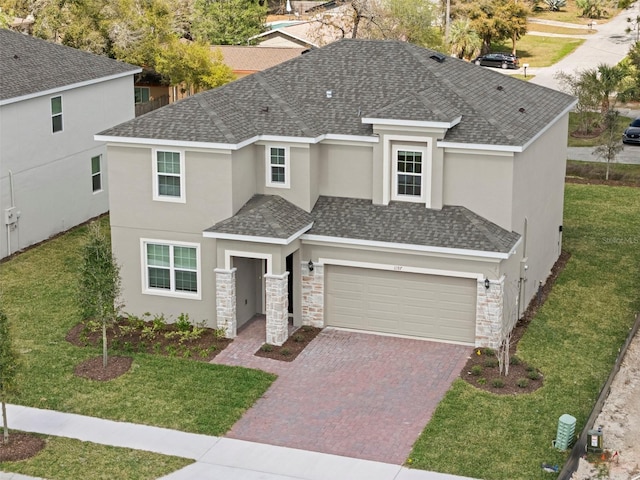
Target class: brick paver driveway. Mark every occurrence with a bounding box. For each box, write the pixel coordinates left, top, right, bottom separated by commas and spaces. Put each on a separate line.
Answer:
213, 318, 471, 465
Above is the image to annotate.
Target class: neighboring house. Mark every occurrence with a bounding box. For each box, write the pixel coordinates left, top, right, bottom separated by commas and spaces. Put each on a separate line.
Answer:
0, 29, 140, 259
97, 39, 575, 349
215, 45, 306, 78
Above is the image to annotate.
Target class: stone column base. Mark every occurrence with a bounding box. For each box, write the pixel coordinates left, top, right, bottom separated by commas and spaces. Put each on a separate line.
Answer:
265, 272, 289, 346
215, 268, 237, 339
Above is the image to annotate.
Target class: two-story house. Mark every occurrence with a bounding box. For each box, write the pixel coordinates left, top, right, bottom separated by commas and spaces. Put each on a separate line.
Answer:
0, 29, 140, 259
97, 39, 575, 348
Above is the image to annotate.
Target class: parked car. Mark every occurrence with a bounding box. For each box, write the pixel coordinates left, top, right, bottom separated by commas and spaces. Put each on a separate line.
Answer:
473, 53, 519, 69
622, 117, 640, 145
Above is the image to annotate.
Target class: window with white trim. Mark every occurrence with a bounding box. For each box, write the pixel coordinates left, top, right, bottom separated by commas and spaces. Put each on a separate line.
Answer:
392, 145, 428, 202
143, 241, 200, 297
91, 155, 102, 192
265, 146, 290, 188
153, 150, 185, 202
51, 96, 63, 133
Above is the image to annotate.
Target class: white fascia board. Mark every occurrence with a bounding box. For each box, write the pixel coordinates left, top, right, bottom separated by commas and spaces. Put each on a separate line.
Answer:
301, 234, 511, 259
520, 99, 577, 152
508, 236, 523, 256
361, 116, 462, 129
438, 140, 523, 153
94, 132, 379, 149
0, 69, 142, 106
438, 99, 578, 154
203, 222, 313, 245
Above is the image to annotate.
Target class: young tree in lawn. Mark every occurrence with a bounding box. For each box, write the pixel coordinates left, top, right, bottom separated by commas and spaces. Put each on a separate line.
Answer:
0, 309, 19, 444
555, 69, 600, 136
592, 109, 624, 181
77, 222, 123, 368
497, 280, 519, 377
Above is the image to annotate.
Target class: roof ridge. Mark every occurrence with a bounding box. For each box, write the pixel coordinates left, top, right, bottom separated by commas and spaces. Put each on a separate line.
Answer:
195, 96, 237, 143
253, 72, 316, 137
456, 207, 513, 251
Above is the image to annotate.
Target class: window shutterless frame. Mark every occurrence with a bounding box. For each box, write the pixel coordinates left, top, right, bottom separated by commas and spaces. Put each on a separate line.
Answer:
91, 154, 102, 193
391, 144, 429, 203
51, 96, 63, 133
152, 149, 186, 203
140, 239, 201, 299
265, 145, 290, 188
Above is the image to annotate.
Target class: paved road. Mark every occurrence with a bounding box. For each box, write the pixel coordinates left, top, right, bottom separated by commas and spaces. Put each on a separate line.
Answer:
568, 145, 640, 163
527, 3, 640, 91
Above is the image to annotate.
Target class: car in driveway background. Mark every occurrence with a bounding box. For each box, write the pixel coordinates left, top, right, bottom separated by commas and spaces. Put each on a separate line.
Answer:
474, 53, 519, 69
623, 117, 640, 145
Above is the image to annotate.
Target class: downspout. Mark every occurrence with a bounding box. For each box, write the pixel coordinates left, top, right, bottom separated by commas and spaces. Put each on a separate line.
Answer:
6, 169, 15, 256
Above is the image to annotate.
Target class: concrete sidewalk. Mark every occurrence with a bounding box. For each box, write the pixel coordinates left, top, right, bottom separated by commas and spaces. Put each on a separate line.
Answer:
1, 404, 478, 480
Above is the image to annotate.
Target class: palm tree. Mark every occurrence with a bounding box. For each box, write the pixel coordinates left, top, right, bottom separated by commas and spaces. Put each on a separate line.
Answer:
448, 19, 481, 60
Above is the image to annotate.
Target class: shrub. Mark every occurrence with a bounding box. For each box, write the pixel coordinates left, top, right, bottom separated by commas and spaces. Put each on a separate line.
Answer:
527, 370, 541, 380
176, 313, 192, 332
510, 355, 522, 365
517, 378, 529, 388
543, 0, 566, 10
260, 344, 274, 352
492, 378, 505, 388
477, 378, 487, 385
483, 358, 499, 368
280, 348, 292, 357
292, 334, 305, 343
483, 348, 496, 357
471, 365, 483, 376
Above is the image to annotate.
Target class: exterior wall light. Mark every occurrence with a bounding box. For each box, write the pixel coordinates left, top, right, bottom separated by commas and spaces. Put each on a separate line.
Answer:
308, 260, 314, 272
484, 278, 490, 289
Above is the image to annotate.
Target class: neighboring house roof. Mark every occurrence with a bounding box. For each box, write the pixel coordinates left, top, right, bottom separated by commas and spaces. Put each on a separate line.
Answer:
214, 45, 306, 75
249, 23, 320, 48
205, 195, 314, 244
98, 39, 575, 151
0, 29, 140, 104
205, 195, 520, 255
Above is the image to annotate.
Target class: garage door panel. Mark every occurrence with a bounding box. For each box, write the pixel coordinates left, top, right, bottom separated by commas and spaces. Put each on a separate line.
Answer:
326, 265, 476, 343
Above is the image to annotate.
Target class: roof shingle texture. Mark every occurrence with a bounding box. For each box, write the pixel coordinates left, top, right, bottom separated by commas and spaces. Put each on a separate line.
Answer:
0, 29, 139, 102
205, 195, 314, 240
208, 195, 520, 253
100, 39, 575, 148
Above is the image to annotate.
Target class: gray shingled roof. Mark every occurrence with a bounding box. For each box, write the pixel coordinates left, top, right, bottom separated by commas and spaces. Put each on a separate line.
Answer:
100, 39, 574, 148
309, 197, 519, 253
208, 195, 519, 253
0, 29, 139, 102
205, 195, 314, 240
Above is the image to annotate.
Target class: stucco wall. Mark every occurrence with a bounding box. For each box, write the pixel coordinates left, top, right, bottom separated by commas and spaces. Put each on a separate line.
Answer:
0, 75, 135, 258
511, 115, 568, 308
442, 149, 515, 231
318, 142, 373, 200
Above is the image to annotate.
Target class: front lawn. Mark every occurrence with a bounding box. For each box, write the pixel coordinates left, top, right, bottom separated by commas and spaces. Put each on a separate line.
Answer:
491, 35, 584, 68
0, 434, 192, 480
409, 183, 640, 479
0, 217, 276, 435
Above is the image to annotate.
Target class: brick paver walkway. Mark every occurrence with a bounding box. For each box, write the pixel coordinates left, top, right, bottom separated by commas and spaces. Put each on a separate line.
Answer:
213, 318, 471, 465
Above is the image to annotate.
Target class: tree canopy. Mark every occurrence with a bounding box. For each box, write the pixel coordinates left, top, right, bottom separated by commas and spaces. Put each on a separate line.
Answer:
191, 0, 267, 45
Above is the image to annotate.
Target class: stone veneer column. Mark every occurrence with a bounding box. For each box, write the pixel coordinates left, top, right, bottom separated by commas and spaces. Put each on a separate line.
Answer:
265, 272, 289, 346
215, 268, 237, 339
475, 278, 504, 348
301, 262, 324, 327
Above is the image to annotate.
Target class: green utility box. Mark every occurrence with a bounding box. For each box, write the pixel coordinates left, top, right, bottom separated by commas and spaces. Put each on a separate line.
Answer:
587, 428, 603, 453
554, 414, 576, 450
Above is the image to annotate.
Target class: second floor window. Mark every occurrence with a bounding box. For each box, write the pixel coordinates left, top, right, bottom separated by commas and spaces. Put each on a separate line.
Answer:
51, 96, 63, 133
153, 150, 185, 202
265, 146, 290, 188
392, 145, 428, 203
91, 155, 102, 192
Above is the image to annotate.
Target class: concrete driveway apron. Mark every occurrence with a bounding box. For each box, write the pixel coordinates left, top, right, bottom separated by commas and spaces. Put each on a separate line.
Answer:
213, 319, 471, 465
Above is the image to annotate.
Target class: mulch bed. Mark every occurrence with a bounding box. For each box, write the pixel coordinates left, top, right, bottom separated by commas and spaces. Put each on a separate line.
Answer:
0, 432, 46, 462
460, 250, 571, 395
254, 325, 322, 362
74, 356, 134, 381
66, 317, 233, 381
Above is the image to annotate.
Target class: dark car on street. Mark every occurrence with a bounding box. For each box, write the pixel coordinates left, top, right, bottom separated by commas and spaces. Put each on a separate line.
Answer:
622, 117, 640, 145
473, 53, 519, 69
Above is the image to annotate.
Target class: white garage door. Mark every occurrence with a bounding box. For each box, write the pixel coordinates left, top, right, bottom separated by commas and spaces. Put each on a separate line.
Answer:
326, 265, 477, 344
